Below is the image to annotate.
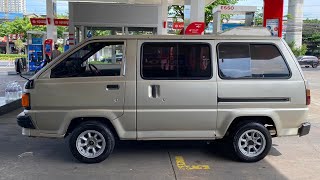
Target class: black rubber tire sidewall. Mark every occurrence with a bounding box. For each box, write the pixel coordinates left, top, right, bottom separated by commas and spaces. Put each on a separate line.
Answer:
312, 63, 318, 68
69, 121, 115, 163
232, 122, 272, 163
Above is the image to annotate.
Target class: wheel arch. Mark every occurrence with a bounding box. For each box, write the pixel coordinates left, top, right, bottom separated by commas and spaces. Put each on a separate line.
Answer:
65, 117, 119, 140
224, 116, 277, 138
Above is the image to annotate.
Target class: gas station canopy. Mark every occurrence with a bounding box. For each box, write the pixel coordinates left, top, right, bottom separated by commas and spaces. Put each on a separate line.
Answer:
58, 0, 215, 5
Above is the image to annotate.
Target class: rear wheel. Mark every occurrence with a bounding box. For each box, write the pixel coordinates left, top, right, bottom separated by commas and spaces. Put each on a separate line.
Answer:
312, 63, 318, 68
69, 121, 115, 163
231, 122, 272, 162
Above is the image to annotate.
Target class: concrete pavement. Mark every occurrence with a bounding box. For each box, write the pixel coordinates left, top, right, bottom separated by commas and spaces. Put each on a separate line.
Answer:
0, 68, 320, 180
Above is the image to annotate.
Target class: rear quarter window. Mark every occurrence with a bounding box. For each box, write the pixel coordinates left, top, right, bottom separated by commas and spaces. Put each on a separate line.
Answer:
217, 43, 291, 79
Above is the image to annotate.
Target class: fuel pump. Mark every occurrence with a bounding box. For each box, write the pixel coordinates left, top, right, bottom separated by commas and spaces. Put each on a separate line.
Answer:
27, 31, 46, 72
44, 39, 53, 58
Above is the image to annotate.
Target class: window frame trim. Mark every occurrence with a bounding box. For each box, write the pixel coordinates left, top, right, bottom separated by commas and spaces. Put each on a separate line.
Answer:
48, 39, 126, 79
216, 42, 292, 80
140, 42, 213, 80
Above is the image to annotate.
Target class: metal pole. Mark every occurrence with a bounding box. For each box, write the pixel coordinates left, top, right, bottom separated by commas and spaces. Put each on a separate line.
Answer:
286, 0, 304, 48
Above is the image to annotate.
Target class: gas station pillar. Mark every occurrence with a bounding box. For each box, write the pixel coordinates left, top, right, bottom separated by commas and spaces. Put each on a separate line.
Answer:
157, 0, 168, 35
286, 0, 304, 48
68, 2, 75, 47
184, 0, 205, 26
46, 0, 57, 43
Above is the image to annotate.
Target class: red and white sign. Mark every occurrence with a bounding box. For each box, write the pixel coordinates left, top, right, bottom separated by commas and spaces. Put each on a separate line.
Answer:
213, 5, 257, 15
173, 22, 184, 29
220, 5, 235, 11
30, 18, 69, 26
30, 18, 47, 26
54, 19, 69, 26
266, 19, 279, 37
185, 22, 205, 35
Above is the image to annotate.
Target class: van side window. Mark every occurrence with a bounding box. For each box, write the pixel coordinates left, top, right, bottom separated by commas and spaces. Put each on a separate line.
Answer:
141, 43, 212, 79
51, 42, 124, 78
217, 43, 290, 79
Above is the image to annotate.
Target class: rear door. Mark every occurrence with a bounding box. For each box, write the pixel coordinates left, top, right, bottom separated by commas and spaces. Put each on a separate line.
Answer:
215, 40, 306, 137
136, 40, 217, 139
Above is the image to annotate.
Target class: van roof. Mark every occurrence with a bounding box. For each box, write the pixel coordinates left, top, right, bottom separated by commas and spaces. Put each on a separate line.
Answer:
86, 35, 280, 41
84, 27, 279, 41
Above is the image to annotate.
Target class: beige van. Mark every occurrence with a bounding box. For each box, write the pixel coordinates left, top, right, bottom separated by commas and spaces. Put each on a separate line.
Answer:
17, 33, 311, 163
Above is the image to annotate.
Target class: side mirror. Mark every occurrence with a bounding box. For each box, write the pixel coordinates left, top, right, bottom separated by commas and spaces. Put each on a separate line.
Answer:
15, 58, 21, 74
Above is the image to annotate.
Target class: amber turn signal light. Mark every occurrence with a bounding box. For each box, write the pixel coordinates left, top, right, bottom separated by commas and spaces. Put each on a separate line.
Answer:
22, 93, 30, 108
306, 89, 311, 105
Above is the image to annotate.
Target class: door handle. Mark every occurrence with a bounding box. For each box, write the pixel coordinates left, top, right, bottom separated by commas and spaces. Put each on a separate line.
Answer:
106, 84, 119, 90
148, 85, 160, 98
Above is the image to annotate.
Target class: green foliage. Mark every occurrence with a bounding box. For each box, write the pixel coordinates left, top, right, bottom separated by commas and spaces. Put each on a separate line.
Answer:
0, 16, 68, 42
284, 14, 292, 20
205, 0, 238, 25
14, 39, 25, 54
288, 41, 308, 57
169, 0, 239, 25
254, 10, 263, 26
58, 46, 64, 53
0, 17, 45, 41
302, 19, 320, 57
304, 19, 320, 23
0, 54, 27, 61
93, 30, 112, 36
168, 5, 184, 18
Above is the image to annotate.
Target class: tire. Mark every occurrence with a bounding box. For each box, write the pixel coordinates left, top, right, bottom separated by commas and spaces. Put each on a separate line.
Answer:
231, 122, 272, 162
69, 121, 115, 163
312, 63, 318, 68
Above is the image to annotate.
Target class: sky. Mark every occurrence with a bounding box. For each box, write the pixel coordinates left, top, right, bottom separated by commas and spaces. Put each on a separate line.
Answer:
236, 0, 320, 19
26, 0, 68, 15
26, 0, 320, 19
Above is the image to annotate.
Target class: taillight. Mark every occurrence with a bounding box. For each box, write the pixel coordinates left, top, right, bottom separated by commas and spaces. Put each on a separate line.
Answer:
306, 89, 311, 105
22, 93, 30, 109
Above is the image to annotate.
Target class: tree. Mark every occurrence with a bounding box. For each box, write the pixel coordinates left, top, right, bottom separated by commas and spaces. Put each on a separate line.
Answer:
169, 0, 239, 25
14, 39, 25, 54
0, 17, 45, 42
288, 41, 308, 57
302, 19, 320, 57
0, 16, 68, 42
254, 10, 263, 26
205, 0, 238, 24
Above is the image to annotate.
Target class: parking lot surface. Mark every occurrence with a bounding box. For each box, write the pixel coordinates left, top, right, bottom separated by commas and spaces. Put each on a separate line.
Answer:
1, 68, 320, 180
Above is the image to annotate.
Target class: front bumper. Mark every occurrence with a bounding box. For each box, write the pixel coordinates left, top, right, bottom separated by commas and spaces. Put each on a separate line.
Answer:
298, 122, 311, 136
17, 112, 35, 129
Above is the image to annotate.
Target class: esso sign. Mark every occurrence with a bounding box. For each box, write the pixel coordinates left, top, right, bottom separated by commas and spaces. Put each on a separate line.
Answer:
220, 6, 235, 11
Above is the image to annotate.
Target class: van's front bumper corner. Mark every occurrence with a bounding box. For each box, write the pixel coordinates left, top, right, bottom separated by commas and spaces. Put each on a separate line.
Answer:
22, 128, 32, 136
17, 112, 35, 129
298, 122, 311, 137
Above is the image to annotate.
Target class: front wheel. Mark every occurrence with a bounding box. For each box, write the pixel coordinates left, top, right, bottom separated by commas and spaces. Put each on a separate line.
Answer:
69, 121, 115, 163
231, 122, 272, 162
